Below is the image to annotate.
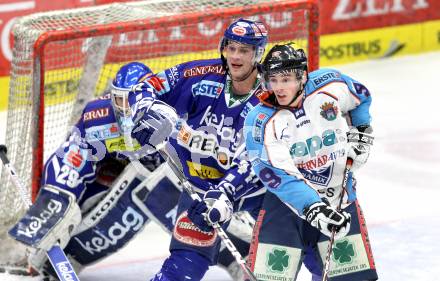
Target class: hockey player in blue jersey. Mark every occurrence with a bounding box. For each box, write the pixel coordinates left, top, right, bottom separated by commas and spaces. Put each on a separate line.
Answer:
244, 43, 378, 281
7, 61, 166, 279
127, 18, 268, 281
6, 62, 252, 280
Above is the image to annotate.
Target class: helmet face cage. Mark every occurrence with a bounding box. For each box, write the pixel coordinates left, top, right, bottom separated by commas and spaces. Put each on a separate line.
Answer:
219, 18, 268, 64
262, 44, 308, 90
111, 62, 152, 118
110, 87, 130, 116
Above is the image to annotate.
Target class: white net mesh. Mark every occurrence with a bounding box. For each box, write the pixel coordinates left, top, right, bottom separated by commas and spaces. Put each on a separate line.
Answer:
0, 0, 318, 268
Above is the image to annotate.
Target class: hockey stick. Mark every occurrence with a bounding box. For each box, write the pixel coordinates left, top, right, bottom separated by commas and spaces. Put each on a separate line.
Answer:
158, 147, 259, 281
0, 144, 81, 281
321, 158, 353, 281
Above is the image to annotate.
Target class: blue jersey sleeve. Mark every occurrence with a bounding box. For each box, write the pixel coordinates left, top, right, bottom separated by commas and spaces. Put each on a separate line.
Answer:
341, 74, 372, 127
141, 64, 195, 116
244, 106, 321, 215
41, 118, 99, 200
306, 68, 373, 127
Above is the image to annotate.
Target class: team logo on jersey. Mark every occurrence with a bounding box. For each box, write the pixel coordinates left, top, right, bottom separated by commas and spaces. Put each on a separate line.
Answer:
173, 211, 216, 247
191, 80, 224, 98
63, 144, 88, 171
85, 123, 120, 141
320, 102, 338, 121
83, 107, 110, 122
298, 164, 334, 187
147, 72, 170, 96
290, 129, 339, 157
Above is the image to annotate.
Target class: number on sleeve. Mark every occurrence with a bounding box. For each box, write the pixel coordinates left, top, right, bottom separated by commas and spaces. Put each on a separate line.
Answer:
259, 167, 281, 189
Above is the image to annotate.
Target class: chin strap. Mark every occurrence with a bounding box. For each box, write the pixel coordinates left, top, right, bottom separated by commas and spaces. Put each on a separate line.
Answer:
286, 80, 305, 107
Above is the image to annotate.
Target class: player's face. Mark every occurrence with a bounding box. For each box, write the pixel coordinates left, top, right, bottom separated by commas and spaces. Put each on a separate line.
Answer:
268, 72, 301, 106
224, 41, 255, 80
114, 95, 130, 115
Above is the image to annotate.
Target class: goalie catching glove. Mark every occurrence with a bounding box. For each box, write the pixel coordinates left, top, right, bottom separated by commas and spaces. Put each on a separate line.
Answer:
304, 199, 351, 240
187, 189, 233, 232
347, 125, 374, 171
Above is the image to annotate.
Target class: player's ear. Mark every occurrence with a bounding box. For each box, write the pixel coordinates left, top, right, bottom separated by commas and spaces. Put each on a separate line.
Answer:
301, 71, 308, 84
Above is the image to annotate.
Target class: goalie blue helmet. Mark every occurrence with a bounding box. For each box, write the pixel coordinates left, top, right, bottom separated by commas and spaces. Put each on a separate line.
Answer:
111, 62, 153, 115
220, 18, 268, 63
111, 62, 152, 136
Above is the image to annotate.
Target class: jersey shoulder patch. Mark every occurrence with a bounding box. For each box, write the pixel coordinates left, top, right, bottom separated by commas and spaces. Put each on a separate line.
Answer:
306, 68, 344, 95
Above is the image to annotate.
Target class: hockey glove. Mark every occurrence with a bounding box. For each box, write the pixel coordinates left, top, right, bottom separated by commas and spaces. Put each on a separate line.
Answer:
131, 99, 178, 150
187, 190, 233, 232
304, 200, 351, 239
347, 125, 374, 172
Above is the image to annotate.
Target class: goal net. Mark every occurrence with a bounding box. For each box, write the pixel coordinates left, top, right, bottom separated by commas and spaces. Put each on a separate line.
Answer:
0, 0, 319, 269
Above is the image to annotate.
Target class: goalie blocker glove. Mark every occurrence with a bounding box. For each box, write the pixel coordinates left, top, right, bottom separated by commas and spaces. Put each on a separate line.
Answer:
9, 185, 81, 250
8, 185, 81, 274
304, 199, 351, 240
347, 125, 374, 172
131, 98, 178, 150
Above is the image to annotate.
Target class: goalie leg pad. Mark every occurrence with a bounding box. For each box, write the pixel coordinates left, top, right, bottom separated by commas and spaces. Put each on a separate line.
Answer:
63, 162, 152, 266
62, 161, 183, 267
8, 185, 81, 275
8, 185, 81, 250
132, 162, 182, 232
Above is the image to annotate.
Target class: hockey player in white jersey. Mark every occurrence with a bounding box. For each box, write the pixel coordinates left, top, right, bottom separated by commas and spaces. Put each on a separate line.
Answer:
7, 62, 253, 281
244, 43, 378, 281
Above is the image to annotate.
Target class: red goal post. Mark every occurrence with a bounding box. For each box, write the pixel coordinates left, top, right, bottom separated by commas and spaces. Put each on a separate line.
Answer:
0, 0, 319, 267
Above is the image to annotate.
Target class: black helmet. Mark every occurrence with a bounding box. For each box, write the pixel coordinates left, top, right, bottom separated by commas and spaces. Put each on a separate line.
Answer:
262, 43, 308, 81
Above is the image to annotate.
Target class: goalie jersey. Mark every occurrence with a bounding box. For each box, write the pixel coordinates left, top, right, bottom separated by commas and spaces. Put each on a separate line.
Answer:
42, 93, 161, 205
244, 68, 373, 215
129, 58, 265, 201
